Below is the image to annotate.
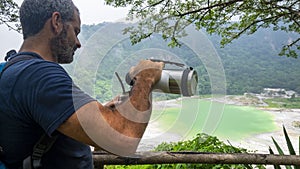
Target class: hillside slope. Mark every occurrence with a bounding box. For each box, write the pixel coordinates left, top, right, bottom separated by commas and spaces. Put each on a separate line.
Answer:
66, 22, 300, 101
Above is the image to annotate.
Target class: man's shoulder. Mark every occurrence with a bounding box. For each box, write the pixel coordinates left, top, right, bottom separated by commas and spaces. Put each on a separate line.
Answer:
1, 57, 70, 92
12, 57, 66, 76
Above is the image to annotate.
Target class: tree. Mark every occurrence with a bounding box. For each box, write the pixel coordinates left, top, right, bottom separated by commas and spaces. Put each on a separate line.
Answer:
0, 0, 20, 31
104, 0, 300, 58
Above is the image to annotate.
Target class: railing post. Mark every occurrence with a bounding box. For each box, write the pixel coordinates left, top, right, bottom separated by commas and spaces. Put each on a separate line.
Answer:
94, 163, 104, 169
93, 150, 107, 169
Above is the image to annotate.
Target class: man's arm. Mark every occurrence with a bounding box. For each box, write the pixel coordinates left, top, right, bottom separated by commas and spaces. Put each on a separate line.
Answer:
57, 60, 164, 156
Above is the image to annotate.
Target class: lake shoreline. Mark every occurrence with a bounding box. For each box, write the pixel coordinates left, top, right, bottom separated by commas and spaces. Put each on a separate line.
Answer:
228, 107, 300, 154
138, 96, 300, 155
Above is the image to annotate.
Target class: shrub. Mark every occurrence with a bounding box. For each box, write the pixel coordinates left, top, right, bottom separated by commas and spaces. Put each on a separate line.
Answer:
106, 133, 266, 169
153, 133, 265, 169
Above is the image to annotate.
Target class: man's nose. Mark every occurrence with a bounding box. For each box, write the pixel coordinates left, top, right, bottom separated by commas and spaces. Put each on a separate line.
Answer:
76, 38, 81, 48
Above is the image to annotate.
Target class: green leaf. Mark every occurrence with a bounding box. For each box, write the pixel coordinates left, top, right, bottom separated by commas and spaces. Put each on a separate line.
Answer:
283, 125, 296, 155
271, 136, 285, 155
271, 127, 299, 169
294, 136, 300, 169
268, 147, 281, 169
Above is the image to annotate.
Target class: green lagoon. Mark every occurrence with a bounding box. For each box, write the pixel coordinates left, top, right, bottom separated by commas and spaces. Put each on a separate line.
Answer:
151, 98, 278, 141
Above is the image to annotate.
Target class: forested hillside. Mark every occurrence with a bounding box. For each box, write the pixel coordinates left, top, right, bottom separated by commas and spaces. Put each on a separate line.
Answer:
65, 22, 300, 102
209, 29, 300, 95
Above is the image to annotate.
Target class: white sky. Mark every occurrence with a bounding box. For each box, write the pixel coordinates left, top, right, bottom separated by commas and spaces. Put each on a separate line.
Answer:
0, 0, 129, 59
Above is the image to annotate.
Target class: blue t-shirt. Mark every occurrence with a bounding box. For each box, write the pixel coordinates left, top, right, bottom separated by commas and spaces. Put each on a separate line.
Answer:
0, 52, 95, 169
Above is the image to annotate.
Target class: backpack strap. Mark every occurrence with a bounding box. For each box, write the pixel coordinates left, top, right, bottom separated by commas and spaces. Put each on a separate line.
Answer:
23, 134, 58, 169
0, 50, 36, 78
4, 50, 18, 61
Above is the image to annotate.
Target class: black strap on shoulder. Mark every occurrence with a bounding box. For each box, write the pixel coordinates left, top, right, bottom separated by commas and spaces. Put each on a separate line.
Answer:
23, 134, 58, 169
4, 49, 17, 61
0, 50, 36, 78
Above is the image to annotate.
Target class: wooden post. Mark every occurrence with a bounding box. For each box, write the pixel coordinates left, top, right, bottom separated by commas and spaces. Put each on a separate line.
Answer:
93, 163, 104, 169
93, 151, 300, 167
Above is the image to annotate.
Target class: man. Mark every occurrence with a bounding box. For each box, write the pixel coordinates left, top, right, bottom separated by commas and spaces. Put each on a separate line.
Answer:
0, 0, 163, 168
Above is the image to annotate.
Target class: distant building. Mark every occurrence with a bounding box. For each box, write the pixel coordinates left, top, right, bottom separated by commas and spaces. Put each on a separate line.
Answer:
285, 90, 298, 98
261, 88, 298, 98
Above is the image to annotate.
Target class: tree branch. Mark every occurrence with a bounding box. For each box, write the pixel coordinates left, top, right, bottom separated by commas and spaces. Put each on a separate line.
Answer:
0, 18, 19, 32
286, 38, 300, 48
140, 0, 166, 12
153, 15, 173, 32
174, 0, 244, 18
231, 12, 294, 40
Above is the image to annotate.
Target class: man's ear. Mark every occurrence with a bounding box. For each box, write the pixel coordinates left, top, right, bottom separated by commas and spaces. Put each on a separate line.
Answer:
51, 12, 63, 35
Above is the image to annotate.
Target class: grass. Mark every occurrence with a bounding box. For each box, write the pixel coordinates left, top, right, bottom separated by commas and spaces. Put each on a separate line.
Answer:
264, 97, 300, 109
151, 97, 278, 141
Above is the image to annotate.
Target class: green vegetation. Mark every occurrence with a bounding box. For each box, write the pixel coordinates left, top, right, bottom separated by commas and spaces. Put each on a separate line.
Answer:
214, 29, 300, 95
105, 133, 266, 169
105, 0, 299, 58
292, 121, 300, 128
264, 97, 300, 109
269, 126, 300, 169
0, 0, 20, 32
153, 133, 265, 169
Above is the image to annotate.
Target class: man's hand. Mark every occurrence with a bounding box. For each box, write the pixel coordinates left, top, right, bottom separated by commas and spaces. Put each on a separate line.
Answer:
128, 60, 164, 87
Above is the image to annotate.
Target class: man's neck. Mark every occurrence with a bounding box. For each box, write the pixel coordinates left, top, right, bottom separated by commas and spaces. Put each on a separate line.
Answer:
19, 36, 55, 62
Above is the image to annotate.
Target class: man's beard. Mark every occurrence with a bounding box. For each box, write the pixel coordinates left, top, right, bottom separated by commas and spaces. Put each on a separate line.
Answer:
50, 25, 76, 64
